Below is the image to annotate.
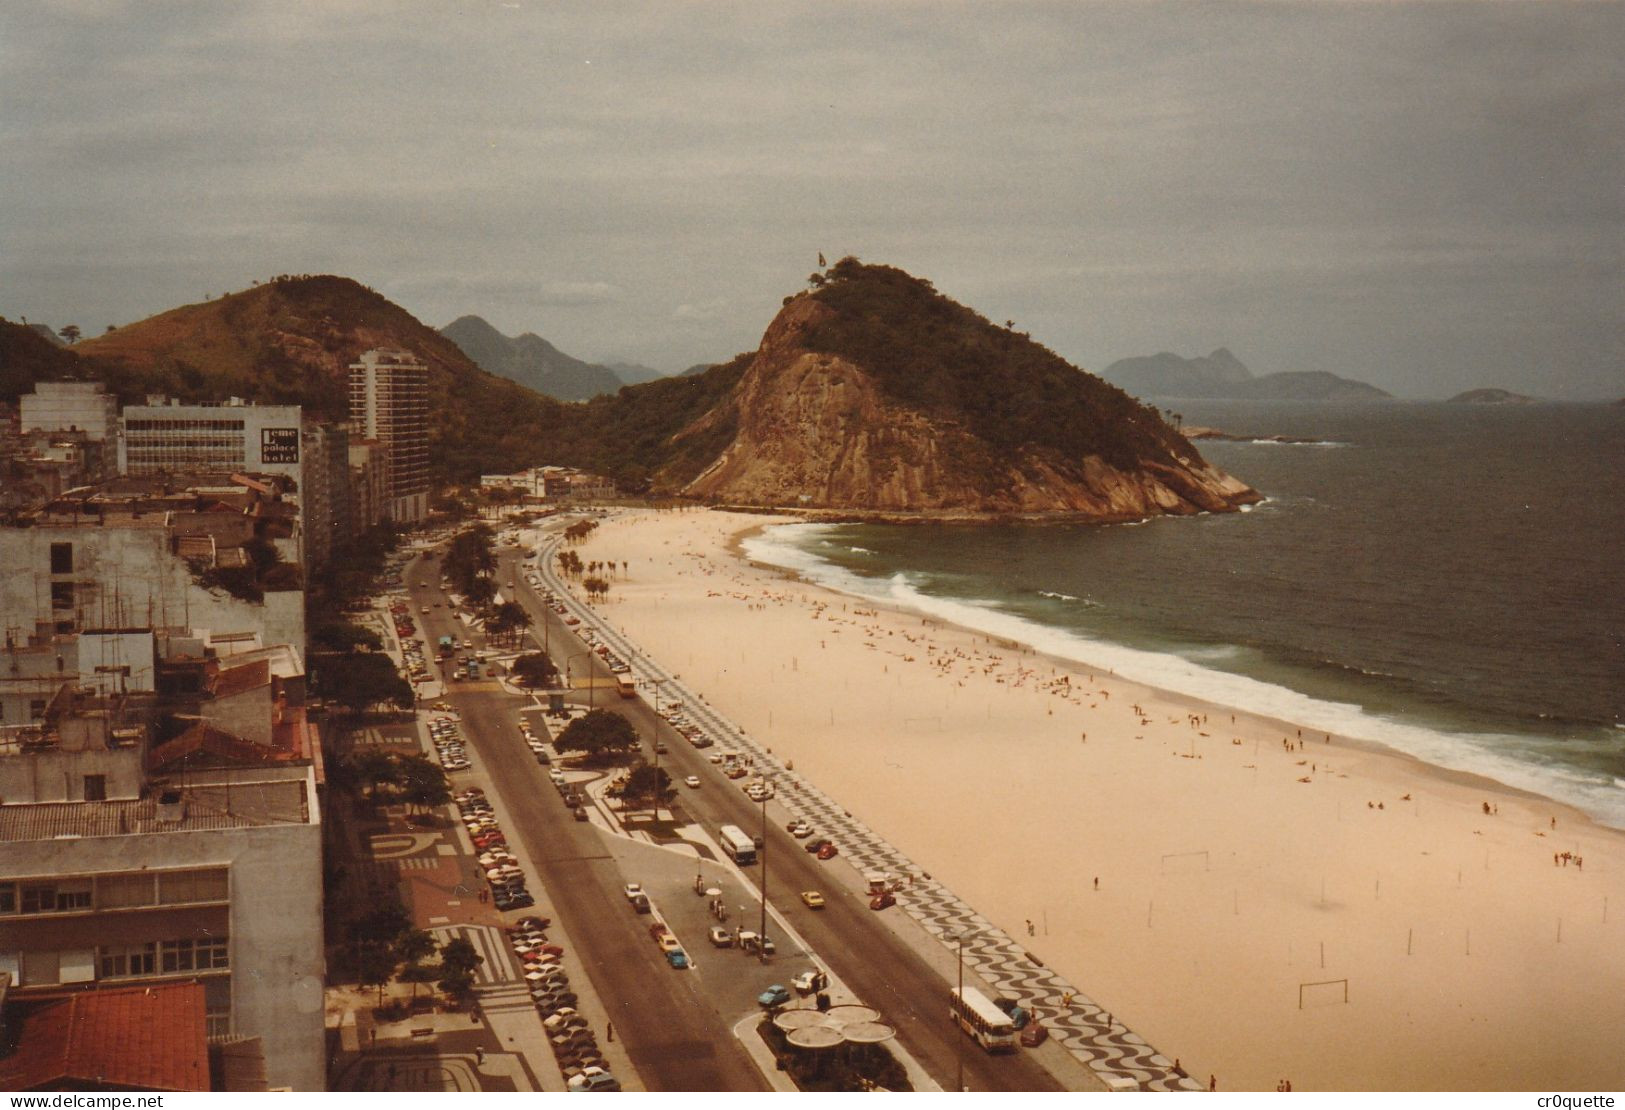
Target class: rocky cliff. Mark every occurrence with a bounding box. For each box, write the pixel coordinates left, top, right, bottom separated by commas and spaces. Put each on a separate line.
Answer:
674, 261, 1258, 519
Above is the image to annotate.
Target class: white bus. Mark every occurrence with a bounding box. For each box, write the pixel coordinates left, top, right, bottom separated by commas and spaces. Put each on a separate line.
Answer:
718, 824, 757, 865
950, 987, 1017, 1053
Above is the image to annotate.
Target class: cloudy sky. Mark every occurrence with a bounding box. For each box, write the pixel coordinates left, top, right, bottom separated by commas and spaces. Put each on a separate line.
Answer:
3, 1, 1621, 398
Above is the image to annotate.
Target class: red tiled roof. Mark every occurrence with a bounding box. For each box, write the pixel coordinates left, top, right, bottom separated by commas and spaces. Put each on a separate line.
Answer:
147, 720, 288, 771
210, 658, 270, 699
0, 981, 209, 1091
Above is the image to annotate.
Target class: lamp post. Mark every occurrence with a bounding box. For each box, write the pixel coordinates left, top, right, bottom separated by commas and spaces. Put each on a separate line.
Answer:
564, 650, 595, 709
758, 788, 769, 963
955, 931, 966, 1093
647, 677, 672, 826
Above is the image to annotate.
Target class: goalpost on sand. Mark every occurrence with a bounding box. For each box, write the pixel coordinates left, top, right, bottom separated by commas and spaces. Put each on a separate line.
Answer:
1298, 978, 1350, 1009
1160, 850, 1210, 873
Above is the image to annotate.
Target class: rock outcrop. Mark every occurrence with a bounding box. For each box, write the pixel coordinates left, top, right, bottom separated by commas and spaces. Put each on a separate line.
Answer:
675, 262, 1258, 519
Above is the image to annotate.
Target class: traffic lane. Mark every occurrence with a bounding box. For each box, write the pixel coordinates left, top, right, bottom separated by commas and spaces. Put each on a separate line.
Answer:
601, 685, 1062, 1090
501, 546, 1057, 1087
451, 684, 766, 1092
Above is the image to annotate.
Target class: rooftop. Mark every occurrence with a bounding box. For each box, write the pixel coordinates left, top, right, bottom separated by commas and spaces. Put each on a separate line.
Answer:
0, 777, 313, 842
0, 980, 209, 1092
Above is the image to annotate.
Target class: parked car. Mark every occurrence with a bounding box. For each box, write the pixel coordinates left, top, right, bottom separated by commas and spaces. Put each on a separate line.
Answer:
868, 891, 896, 911
708, 926, 733, 948
1020, 1021, 1050, 1048
816, 843, 840, 860
792, 968, 828, 995
788, 821, 813, 838
994, 997, 1032, 1030
757, 984, 791, 1008
565, 1067, 620, 1092
666, 949, 690, 969
805, 838, 832, 854
657, 934, 682, 953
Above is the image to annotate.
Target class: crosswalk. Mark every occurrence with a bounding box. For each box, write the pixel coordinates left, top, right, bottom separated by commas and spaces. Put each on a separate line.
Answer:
429, 923, 518, 986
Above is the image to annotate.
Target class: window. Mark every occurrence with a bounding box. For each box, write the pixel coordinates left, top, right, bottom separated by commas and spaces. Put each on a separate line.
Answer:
160, 936, 229, 973
50, 582, 75, 610
0, 883, 14, 914
83, 774, 106, 801
158, 868, 229, 905
20, 883, 56, 914
97, 872, 155, 909
50, 542, 73, 574
29, 699, 45, 720
56, 881, 92, 911
99, 942, 156, 979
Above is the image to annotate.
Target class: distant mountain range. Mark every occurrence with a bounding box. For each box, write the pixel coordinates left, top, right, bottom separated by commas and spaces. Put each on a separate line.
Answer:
1100, 348, 1392, 401
439, 315, 661, 401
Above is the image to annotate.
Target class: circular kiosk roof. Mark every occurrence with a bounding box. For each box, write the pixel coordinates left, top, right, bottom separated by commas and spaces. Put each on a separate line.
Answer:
823, 1004, 880, 1027
785, 1026, 845, 1050
773, 1010, 835, 1033
841, 1021, 897, 1045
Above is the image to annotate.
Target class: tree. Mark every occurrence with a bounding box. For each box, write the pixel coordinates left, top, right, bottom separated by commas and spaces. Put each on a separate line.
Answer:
488, 600, 531, 647
555, 708, 639, 763
312, 619, 383, 653
612, 759, 676, 810
319, 651, 413, 712
438, 935, 484, 1002
356, 942, 399, 1005
395, 929, 439, 1001
349, 903, 411, 1002
582, 576, 610, 602
397, 753, 451, 813
513, 652, 558, 688
58, 324, 81, 344
350, 747, 402, 801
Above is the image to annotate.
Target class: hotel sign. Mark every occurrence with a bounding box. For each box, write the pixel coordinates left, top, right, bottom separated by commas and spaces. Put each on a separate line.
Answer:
260, 427, 300, 464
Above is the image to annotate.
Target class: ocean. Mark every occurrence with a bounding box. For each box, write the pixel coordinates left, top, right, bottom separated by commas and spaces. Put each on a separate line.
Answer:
741, 401, 1625, 828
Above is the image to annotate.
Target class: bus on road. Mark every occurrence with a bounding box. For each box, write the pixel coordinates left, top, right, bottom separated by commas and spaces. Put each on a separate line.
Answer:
950, 987, 1017, 1053
718, 824, 757, 865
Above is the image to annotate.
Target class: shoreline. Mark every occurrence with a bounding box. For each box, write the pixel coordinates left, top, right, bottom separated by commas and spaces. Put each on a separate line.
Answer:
730, 516, 1624, 833
577, 507, 1625, 1090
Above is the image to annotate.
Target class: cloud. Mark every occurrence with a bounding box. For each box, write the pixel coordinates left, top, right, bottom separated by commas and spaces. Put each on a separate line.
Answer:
672, 299, 731, 324
537, 281, 620, 307
2, 1, 1621, 395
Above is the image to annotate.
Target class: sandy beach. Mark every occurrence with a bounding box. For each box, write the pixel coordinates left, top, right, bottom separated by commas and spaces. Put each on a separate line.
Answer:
563, 507, 1624, 1091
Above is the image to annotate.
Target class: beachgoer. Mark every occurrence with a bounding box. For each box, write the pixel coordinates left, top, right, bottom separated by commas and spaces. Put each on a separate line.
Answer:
1210, 1075, 1217, 1092
1026, 919, 1035, 936
1093, 877, 1099, 891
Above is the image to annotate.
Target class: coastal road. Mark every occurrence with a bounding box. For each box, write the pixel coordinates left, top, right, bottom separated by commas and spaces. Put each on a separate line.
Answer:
405, 550, 768, 1093
497, 541, 1066, 1093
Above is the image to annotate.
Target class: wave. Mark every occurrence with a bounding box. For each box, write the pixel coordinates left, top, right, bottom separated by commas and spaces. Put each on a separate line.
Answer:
741, 524, 1625, 829
1243, 439, 1345, 447
1038, 590, 1080, 602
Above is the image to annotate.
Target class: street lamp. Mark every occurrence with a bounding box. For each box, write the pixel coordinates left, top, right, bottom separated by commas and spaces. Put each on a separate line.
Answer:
564, 650, 596, 709
758, 787, 769, 964
955, 931, 968, 1093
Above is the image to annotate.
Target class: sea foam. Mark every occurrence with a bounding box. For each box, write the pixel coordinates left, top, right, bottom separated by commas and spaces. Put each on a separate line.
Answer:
741, 523, 1625, 829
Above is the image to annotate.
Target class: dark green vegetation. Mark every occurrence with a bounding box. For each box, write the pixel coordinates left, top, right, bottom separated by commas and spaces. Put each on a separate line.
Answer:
512, 652, 559, 688
800, 258, 1196, 473
3, 278, 746, 490
554, 708, 640, 764
609, 760, 676, 809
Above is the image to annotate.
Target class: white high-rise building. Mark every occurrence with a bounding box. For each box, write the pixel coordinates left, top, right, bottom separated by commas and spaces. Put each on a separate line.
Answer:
347, 350, 430, 523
